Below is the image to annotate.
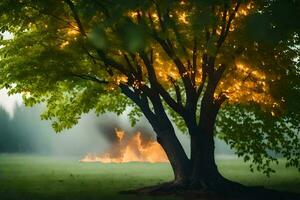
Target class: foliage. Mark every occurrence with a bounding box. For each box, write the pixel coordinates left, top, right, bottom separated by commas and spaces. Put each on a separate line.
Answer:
217, 104, 300, 175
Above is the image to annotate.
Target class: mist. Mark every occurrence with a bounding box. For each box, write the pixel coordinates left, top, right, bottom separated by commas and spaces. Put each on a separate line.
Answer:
0, 103, 234, 158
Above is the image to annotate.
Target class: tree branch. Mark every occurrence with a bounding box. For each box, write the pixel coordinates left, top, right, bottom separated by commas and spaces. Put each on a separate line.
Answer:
169, 76, 182, 105
96, 50, 130, 77
119, 84, 156, 122
196, 73, 207, 99
129, 53, 143, 81
63, 0, 87, 37
217, 1, 241, 49
155, 37, 194, 98
70, 73, 108, 84
123, 53, 138, 75
140, 51, 185, 115
152, 0, 166, 32
146, 10, 194, 99
191, 37, 198, 86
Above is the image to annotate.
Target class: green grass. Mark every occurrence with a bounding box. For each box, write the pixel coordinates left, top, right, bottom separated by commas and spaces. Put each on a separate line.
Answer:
0, 154, 299, 200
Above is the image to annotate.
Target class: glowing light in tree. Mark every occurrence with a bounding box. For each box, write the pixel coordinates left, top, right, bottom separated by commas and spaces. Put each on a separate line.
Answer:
177, 12, 189, 24
59, 24, 79, 48
60, 41, 70, 49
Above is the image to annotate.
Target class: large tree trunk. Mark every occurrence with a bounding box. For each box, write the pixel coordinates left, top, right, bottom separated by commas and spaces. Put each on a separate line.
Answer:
188, 101, 244, 192
189, 99, 225, 188
147, 114, 191, 184
120, 85, 191, 184
190, 128, 222, 188
156, 128, 191, 184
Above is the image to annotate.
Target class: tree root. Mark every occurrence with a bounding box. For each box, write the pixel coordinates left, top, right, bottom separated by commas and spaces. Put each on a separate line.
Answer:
120, 181, 187, 195
120, 178, 300, 200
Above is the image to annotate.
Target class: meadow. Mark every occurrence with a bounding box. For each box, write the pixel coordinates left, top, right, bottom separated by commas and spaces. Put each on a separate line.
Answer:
0, 154, 299, 200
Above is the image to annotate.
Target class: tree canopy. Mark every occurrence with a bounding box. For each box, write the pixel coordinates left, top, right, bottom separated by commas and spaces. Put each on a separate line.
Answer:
0, 0, 299, 175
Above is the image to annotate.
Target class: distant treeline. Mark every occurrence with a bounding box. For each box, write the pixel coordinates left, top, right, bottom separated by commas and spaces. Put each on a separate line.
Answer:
0, 106, 52, 153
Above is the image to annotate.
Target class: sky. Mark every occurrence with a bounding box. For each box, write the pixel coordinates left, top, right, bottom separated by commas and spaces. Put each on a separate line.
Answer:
0, 32, 20, 117
0, 89, 22, 118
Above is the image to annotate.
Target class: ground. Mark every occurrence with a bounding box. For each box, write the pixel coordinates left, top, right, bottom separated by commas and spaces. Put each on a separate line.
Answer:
0, 154, 299, 200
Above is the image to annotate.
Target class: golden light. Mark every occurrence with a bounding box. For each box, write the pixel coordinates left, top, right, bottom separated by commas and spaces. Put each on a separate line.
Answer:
67, 29, 79, 36
179, 0, 187, 5
66, 24, 80, 37
178, 12, 189, 24
236, 63, 246, 70
115, 75, 128, 85
128, 11, 138, 19
59, 24, 79, 49
105, 75, 128, 91
271, 111, 275, 116
216, 26, 222, 35
151, 13, 159, 22
152, 51, 181, 84
236, 2, 253, 17
238, 9, 248, 16
60, 41, 70, 49
215, 61, 279, 113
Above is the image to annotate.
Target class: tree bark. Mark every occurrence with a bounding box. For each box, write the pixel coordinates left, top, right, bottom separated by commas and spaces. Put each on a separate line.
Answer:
120, 85, 191, 184
155, 128, 191, 184
190, 128, 221, 187
190, 99, 223, 187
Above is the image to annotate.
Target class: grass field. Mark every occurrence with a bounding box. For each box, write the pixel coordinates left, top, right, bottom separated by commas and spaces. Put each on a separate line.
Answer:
0, 154, 299, 200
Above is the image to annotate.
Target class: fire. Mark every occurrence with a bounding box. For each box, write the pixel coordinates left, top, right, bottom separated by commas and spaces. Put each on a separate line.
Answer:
116, 130, 124, 141
80, 129, 168, 163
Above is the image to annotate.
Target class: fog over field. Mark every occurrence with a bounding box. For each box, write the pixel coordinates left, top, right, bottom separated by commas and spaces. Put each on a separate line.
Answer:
0, 89, 233, 157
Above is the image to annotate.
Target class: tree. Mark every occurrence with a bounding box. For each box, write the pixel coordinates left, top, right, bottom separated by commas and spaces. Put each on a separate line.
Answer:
0, 0, 299, 194
0, 106, 52, 153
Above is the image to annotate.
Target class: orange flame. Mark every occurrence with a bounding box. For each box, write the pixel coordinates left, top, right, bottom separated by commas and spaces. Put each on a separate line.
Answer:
80, 129, 168, 163
116, 129, 125, 141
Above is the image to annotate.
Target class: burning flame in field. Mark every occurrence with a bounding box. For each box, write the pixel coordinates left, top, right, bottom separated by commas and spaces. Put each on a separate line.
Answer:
80, 129, 168, 163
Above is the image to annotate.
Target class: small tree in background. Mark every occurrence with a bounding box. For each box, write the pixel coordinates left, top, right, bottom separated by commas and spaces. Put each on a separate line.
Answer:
0, 0, 299, 194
